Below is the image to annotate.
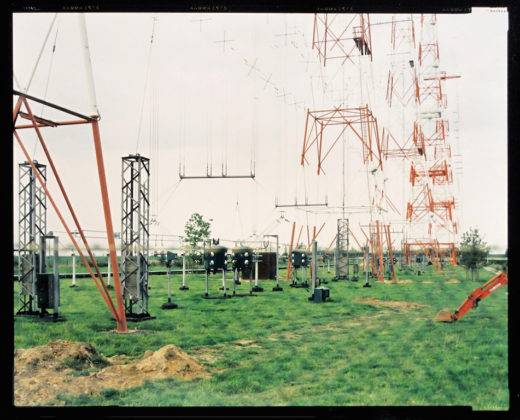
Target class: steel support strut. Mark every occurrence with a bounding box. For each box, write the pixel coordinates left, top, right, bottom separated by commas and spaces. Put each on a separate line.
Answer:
91, 119, 128, 332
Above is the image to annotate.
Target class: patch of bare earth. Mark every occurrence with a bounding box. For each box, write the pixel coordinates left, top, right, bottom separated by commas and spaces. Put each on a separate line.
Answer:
383, 279, 414, 284
446, 279, 460, 283
14, 340, 209, 407
354, 297, 429, 311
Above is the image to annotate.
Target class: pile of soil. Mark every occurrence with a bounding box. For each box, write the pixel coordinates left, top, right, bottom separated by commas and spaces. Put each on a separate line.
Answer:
354, 297, 428, 311
14, 340, 209, 406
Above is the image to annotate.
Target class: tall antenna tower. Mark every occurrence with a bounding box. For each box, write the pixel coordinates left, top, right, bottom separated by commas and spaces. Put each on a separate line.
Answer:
405, 14, 460, 265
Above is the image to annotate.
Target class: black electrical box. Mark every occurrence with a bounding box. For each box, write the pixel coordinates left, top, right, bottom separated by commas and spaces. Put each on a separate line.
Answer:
291, 250, 309, 268
231, 247, 253, 271
166, 251, 178, 267
36, 273, 58, 309
204, 246, 227, 273
312, 287, 330, 303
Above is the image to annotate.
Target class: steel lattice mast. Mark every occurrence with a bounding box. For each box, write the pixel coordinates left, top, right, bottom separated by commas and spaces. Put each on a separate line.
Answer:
121, 154, 153, 319
17, 161, 47, 315
384, 14, 460, 266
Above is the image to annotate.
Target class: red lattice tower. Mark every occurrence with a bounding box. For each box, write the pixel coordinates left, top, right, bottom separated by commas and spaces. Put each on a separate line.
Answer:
312, 13, 372, 67
300, 106, 383, 175
401, 13, 460, 265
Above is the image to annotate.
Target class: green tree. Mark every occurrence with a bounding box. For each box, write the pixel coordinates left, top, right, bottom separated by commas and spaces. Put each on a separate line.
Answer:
459, 227, 490, 281
183, 213, 212, 263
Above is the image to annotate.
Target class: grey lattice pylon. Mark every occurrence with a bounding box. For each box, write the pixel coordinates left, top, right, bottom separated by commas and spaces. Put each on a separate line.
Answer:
17, 161, 47, 314
121, 154, 151, 318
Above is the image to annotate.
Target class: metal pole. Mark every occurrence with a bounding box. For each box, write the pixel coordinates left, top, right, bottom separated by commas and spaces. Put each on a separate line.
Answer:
222, 268, 226, 289
222, 268, 227, 297
182, 255, 186, 286
312, 240, 317, 295
180, 254, 188, 290
286, 222, 296, 282
346, 218, 350, 280
275, 235, 280, 288
363, 247, 371, 288
255, 257, 259, 287
53, 236, 59, 318
71, 252, 76, 287
167, 264, 172, 300
249, 265, 253, 294
107, 252, 112, 288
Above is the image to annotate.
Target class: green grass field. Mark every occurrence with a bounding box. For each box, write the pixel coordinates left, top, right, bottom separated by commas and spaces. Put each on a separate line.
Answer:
13, 264, 508, 409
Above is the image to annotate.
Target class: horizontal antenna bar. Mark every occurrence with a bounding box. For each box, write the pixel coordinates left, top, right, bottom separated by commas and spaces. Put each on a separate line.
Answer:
275, 202, 328, 208
13, 90, 97, 122
179, 174, 255, 179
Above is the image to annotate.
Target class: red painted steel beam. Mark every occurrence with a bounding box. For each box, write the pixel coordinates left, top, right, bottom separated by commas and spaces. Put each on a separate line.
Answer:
91, 119, 128, 333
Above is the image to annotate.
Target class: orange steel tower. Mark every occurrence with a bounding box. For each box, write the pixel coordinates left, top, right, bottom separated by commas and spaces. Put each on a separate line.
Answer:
382, 14, 460, 268
405, 14, 459, 266
312, 13, 372, 67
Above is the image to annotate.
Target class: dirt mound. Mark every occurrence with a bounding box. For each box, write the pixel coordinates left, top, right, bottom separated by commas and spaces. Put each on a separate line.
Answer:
93, 344, 209, 387
354, 297, 428, 311
14, 340, 209, 406
14, 340, 103, 376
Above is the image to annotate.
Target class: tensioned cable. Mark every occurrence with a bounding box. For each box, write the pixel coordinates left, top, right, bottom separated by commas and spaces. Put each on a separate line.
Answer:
150, 23, 160, 224
23, 13, 58, 94
32, 22, 60, 159
135, 17, 157, 153
156, 179, 183, 218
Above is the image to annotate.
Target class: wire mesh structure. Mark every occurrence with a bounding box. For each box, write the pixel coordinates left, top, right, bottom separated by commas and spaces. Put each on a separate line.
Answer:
121, 154, 153, 320
17, 161, 47, 315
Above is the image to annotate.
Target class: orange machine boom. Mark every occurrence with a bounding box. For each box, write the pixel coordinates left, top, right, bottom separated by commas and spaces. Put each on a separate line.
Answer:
433, 272, 508, 322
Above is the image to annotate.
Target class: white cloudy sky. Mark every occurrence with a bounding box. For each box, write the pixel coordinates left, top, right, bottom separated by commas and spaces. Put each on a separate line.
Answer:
12, 9, 508, 254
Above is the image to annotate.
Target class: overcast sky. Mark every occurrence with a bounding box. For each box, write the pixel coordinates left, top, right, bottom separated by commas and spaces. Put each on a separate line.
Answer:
12, 9, 508, 254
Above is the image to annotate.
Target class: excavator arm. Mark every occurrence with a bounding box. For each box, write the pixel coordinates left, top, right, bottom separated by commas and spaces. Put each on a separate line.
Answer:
433, 271, 508, 322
